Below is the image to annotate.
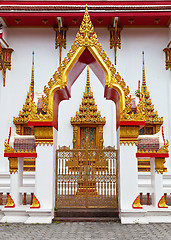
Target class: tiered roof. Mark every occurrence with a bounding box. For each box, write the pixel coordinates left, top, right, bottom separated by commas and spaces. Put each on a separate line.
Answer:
13, 52, 35, 125
13, 90, 33, 125
141, 51, 163, 126
71, 66, 106, 125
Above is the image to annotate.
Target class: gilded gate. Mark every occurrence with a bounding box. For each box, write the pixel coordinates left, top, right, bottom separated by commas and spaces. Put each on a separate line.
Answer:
55, 146, 117, 208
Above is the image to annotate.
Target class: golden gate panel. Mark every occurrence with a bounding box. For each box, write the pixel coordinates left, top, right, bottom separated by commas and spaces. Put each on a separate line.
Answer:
55, 147, 117, 208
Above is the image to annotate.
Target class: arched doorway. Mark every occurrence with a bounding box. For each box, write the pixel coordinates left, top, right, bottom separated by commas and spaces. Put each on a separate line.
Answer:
45, 9, 126, 210
55, 66, 118, 209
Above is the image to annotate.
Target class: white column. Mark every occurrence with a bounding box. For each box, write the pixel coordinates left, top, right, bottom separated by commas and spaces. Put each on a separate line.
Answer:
10, 157, 24, 207
53, 128, 58, 210
34, 144, 53, 209
119, 143, 139, 210
150, 158, 163, 208
167, 23, 171, 171
18, 157, 24, 189
10, 172, 19, 207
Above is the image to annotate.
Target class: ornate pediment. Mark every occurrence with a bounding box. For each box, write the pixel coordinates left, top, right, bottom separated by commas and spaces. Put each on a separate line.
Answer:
71, 66, 106, 126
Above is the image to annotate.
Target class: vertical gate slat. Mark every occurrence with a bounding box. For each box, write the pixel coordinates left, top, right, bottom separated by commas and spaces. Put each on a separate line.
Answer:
56, 147, 117, 208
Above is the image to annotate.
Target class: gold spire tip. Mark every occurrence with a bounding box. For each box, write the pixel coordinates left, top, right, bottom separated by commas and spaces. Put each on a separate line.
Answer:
142, 51, 144, 64
86, 66, 90, 86
142, 51, 146, 88
85, 4, 89, 14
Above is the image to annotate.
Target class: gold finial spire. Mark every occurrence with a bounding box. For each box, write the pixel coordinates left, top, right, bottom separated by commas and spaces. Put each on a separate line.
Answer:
86, 65, 90, 86
141, 51, 147, 94
75, 4, 98, 47
85, 66, 91, 94
30, 51, 34, 100
142, 51, 146, 86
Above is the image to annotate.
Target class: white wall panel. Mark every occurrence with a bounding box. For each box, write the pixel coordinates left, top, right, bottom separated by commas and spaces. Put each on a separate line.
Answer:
0, 26, 170, 171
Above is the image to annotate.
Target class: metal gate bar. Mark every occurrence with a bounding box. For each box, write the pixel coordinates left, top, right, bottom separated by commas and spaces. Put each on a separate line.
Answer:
55, 146, 117, 208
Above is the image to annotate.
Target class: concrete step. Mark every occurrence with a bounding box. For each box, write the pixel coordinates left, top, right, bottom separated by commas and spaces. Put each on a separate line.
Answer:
53, 217, 120, 222
53, 208, 119, 222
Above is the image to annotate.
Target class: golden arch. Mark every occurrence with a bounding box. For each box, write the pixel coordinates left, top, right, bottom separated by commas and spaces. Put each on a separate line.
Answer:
40, 7, 130, 130
29, 7, 142, 131
49, 45, 125, 113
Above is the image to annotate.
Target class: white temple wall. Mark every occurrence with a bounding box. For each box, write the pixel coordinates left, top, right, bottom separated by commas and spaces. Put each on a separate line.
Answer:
168, 24, 171, 171
0, 28, 57, 172
35, 145, 53, 209
0, 26, 170, 172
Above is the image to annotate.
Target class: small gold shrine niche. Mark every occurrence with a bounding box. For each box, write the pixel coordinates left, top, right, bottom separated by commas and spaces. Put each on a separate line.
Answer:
163, 41, 171, 70
0, 41, 13, 87
54, 18, 67, 65
108, 18, 122, 65
70, 66, 106, 149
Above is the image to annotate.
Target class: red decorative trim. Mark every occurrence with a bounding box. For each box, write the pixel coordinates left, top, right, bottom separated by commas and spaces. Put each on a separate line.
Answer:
1, 1, 171, 6
5, 194, 15, 208
162, 126, 165, 145
132, 195, 143, 209
28, 121, 53, 126
120, 121, 145, 126
1, 12, 171, 18
136, 152, 169, 158
7, 127, 11, 144
0, 5, 171, 18
4, 152, 37, 158
1, 5, 171, 10
158, 195, 168, 208
0, 33, 3, 39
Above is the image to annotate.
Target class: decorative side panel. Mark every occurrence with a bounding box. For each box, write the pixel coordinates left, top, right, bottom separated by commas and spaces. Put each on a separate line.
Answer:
8, 157, 18, 174
34, 126, 53, 146
120, 126, 139, 145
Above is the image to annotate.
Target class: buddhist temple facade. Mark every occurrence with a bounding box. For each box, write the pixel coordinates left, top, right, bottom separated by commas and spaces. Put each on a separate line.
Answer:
0, 1, 171, 224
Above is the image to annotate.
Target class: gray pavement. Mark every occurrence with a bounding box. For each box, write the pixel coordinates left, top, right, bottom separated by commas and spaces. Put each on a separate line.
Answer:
0, 222, 171, 240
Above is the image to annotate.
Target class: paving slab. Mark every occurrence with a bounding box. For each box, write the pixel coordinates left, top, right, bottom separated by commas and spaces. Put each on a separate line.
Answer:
0, 222, 171, 240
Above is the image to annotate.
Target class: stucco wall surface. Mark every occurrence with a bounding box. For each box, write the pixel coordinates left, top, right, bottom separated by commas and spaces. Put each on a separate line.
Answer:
0, 26, 170, 171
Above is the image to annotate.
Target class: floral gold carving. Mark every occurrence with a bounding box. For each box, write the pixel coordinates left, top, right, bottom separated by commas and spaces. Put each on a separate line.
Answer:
27, 6, 146, 147
0, 44, 14, 87
5, 194, 15, 208
13, 90, 36, 125
37, 6, 132, 125
160, 139, 169, 153
163, 41, 171, 70
8, 157, 18, 174
132, 195, 142, 209
30, 195, 40, 208
120, 126, 139, 146
108, 20, 122, 65
155, 157, 167, 174
158, 195, 168, 208
34, 126, 53, 146
4, 139, 14, 153
140, 52, 163, 133
75, 7, 98, 47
